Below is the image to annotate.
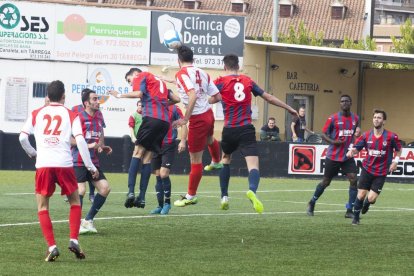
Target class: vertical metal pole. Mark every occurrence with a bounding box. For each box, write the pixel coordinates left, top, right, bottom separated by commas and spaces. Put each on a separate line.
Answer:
273, 0, 279, 42
263, 48, 271, 124
357, 61, 364, 122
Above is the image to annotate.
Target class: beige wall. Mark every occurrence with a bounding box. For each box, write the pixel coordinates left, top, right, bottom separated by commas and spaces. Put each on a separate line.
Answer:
268, 52, 359, 139
362, 69, 414, 143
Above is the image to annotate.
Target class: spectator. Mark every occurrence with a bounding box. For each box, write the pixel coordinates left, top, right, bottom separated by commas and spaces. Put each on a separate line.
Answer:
291, 106, 314, 142
260, 117, 281, 141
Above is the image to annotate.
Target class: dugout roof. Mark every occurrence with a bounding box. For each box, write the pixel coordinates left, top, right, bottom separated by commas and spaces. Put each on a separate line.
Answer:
245, 40, 414, 65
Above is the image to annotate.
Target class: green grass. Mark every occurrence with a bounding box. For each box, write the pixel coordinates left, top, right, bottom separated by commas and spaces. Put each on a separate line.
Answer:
1, 170, 414, 275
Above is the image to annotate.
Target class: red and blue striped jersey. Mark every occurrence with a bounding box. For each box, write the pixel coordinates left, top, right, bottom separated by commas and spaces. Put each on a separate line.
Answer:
71, 110, 104, 167
162, 105, 184, 146
214, 74, 264, 128
71, 104, 106, 128
322, 112, 359, 161
132, 72, 169, 123
355, 130, 401, 176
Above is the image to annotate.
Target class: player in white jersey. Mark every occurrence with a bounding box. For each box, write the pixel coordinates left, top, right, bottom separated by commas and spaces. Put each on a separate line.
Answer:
173, 45, 223, 207
19, 80, 98, 262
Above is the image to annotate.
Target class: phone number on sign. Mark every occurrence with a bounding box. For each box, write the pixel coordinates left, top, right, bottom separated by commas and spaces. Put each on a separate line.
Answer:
194, 57, 224, 67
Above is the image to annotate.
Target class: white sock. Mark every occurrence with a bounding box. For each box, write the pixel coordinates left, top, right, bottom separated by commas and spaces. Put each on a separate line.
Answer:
185, 194, 194, 200
70, 239, 79, 245
222, 196, 228, 201
48, 245, 57, 252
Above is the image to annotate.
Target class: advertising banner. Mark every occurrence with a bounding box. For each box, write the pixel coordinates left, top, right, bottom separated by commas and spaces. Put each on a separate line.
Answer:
55, 5, 150, 64
288, 144, 414, 178
0, 1, 55, 60
150, 11, 245, 68
0, 1, 151, 64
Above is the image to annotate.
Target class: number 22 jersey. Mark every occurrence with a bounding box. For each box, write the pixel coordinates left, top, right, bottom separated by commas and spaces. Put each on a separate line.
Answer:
214, 74, 264, 128
20, 103, 81, 168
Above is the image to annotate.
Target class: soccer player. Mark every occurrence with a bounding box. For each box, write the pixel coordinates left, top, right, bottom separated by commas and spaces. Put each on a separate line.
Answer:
124, 100, 143, 208
346, 110, 401, 225
172, 45, 223, 207
307, 95, 359, 218
19, 80, 96, 261
72, 90, 106, 203
150, 104, 188, 215
214, 54, 298, 212
72, 89, 112, 234
109, 68, 180, 208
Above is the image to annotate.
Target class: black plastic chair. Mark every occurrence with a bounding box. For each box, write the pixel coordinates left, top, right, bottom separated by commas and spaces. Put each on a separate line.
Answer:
306, 134, 323, 144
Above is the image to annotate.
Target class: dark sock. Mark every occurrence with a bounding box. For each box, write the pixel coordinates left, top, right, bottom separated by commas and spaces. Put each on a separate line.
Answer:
138, 164, 151, 202
219, 164, 230, 197
353, 198, 363, 220
347, 186, 358, 211
88, 181, 95, 196
248, 169, 260, 193
310, 183, 325, 204
155, 176, 163, 207
363, 197, 371, 208
162, 176, 172, 205
79, 195, 84, 208
128, 157, 141, 194
85, 193, 107, 221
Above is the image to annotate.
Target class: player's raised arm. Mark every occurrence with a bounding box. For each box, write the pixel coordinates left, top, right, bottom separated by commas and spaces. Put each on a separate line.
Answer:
108, 89, 143, 99
261, 92, 299, 117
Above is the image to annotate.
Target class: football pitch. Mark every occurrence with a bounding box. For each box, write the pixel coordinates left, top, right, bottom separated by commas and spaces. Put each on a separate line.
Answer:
1, 170, 414, 275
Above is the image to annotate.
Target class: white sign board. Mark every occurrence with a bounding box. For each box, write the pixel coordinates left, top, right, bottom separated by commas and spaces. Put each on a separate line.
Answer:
288, 144, 414, 178
0, 1, 151, 64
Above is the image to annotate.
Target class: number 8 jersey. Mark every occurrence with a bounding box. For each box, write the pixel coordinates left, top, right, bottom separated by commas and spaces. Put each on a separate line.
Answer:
214, 74, 264, 128
20, 103, 81, 168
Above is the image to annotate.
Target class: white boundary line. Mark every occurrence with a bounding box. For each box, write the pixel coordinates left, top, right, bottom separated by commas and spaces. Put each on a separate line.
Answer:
2, 208, 414, 228
5, 187, 414, 196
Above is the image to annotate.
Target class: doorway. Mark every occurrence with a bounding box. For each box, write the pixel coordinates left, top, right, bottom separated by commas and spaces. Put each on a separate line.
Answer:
285, 94, 314, 141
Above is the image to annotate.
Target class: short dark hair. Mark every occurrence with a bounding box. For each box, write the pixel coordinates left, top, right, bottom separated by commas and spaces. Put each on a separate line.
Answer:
373, 109, 387, 120
81, 88, 96, 107
47, 80, 65, 102
223, 54, 240, 70
340, 94, 352, 102
299, 105, 306, 110
268, 117, 275, 122
125, 67, 142, 81
177, 45, 193, 63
